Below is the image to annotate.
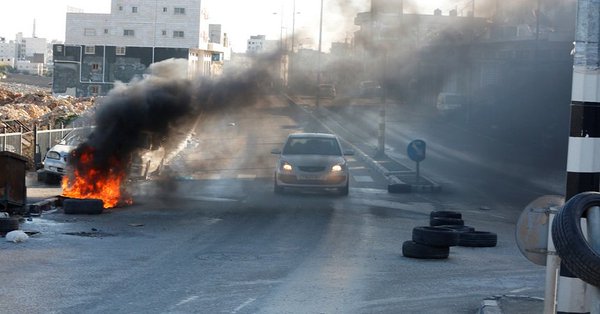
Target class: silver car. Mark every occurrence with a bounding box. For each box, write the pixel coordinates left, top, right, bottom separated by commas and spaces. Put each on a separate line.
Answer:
272, 133, 353, 195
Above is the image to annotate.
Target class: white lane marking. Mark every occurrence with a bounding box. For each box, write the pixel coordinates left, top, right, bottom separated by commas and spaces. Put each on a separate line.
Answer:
349, 166, 366, 170
237, 174, 257, 179
185, 196, 238, 202
510, 287, 532, 293
351, 187, 389, 195
353, 175, 374, 183
354, 198, 434, 214
176, 295, 199, 307
232, 298, 256, 313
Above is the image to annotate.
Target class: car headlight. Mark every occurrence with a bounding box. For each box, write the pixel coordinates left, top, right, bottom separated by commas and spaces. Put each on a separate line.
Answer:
45, 151, 60, 160
331, 164, 343, 172
281, 161, 293, 171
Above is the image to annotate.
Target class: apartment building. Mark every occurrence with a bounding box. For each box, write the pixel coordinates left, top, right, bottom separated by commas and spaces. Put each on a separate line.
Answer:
66, 0, 210, 49
55, 0, 228, 97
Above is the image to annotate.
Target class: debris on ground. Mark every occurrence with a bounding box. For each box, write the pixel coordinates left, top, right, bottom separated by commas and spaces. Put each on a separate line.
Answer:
5, 230, 29, 243
0, 85, 96, 126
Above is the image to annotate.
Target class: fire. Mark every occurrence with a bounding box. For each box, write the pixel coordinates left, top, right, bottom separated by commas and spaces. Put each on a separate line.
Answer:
61, 146, 131, 208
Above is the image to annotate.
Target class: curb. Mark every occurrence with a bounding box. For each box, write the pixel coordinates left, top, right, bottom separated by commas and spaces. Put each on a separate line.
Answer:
477, 295, 545, 314
284, 94, 441, 194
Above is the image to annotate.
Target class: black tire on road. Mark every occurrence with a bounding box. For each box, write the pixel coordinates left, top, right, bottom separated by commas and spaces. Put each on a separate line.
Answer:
430, 210, 462, 219
0, 217, 20, 235
457, 231, 497, 247
63, 199, 104, 215
402, 240, 449, 259
434, 225, 475, 233
430, 217, 465, 227
552, 192, 600, 287
412, 226, 459, 247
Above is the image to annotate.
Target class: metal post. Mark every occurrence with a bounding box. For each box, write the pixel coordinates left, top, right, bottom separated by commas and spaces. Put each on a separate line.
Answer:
544, 211, 559, 314
557, 0, 600, 312
587, 207, 600, 313
315, 0, 323, 108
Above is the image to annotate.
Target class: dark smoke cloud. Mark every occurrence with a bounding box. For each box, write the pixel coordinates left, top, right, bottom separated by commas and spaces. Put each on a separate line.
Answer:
67, 56, 274, 178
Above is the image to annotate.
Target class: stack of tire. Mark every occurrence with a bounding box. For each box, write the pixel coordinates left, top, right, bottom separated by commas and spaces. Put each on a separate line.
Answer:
0, 216, 20, 237
402, 210, 497, 259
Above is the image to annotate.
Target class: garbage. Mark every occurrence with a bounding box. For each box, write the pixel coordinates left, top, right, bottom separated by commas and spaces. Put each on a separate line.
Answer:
5, 230, 29, 243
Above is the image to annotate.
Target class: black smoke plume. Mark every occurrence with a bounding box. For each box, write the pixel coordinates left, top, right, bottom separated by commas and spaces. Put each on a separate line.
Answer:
66, 57, 274, 181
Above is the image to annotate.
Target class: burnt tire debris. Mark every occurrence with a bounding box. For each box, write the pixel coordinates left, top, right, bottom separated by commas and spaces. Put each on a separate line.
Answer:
457, 231, 498, 247
402, 240, 450, 259
402, 210, 498, 260
63, 199, 104, 215
430, 210, 462, 219
412, 226, 459, 247
430, 217, 465, 227
552, 191, 600, 287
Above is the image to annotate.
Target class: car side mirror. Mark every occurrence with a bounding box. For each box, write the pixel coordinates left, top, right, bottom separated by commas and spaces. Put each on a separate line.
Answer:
271, 148, 282, 154
344, 149, 355, 156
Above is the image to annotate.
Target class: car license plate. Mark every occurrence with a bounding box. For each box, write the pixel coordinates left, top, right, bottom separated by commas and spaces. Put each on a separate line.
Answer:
298, 175, 323, 180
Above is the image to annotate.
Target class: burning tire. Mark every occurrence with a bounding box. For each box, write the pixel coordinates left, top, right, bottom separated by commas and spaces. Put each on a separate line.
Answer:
402, 240, 449, 259
457, 231, 497, 247
430, 210, 462, 219
552, 192, 600, 287
0, 217, 19, 235
412, 226, 459, 247
63, 199, 104, 215
430, 217, 465, 227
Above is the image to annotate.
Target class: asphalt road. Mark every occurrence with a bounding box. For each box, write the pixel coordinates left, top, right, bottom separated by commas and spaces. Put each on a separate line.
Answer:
0, 95, 549, 314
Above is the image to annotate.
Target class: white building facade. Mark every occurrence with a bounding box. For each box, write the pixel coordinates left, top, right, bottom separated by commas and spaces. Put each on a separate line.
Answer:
0, 39, 17, 67
65, 0, 211, 49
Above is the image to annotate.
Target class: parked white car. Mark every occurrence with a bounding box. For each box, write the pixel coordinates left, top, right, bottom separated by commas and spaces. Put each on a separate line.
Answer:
42, 127, 93, 180
271, 133, 353, 195
42, 127, 169, 182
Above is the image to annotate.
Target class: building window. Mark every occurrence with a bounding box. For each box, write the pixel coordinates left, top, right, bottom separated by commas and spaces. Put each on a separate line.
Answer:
173, 31, 184, 38
132, 6, 138, 13
116, 46, 126, 55
174, 7, 185, 15
84, 46, 95, 54
123, 29, 135, 36
91, 63, 100, 70
56, 46, 63, 52
84, 28, 96, 36
163, 7, 168, 12
162, 30, 167, 36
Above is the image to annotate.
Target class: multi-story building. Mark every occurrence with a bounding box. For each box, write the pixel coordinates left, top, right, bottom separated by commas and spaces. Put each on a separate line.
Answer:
55, 0, 228, 97
246, 35, 278, 54
0, 38, 17, 68
16, 33, 48, 63
65, 0, 211, 49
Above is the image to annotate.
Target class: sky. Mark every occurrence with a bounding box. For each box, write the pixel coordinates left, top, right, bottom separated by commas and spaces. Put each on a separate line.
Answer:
0, 0, 457, 52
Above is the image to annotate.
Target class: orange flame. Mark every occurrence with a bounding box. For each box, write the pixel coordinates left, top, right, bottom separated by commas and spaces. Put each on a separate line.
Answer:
61, 147, 131, 208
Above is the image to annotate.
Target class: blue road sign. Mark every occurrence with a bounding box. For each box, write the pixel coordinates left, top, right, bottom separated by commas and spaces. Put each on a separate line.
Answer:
407, 140, 426, 162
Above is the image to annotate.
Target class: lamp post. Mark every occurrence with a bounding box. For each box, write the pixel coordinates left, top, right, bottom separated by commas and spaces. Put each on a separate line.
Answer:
315, 0, 324, 108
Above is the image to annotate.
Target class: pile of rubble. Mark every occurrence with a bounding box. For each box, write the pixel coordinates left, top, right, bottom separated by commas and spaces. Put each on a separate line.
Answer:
0, 86, 96, 126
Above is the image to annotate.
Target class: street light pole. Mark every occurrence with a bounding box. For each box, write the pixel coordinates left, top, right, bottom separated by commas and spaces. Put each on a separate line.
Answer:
315, 0, 323, 108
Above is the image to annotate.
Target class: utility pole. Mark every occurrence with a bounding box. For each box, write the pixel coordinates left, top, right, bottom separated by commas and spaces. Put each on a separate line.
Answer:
315, 0, 323, 108
552, 0, 600, 313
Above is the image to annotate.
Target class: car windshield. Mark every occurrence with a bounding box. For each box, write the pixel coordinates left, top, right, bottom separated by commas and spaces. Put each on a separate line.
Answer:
282, 137, 342, 156
445, 95, 464, 104
60, 127, 94, 146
